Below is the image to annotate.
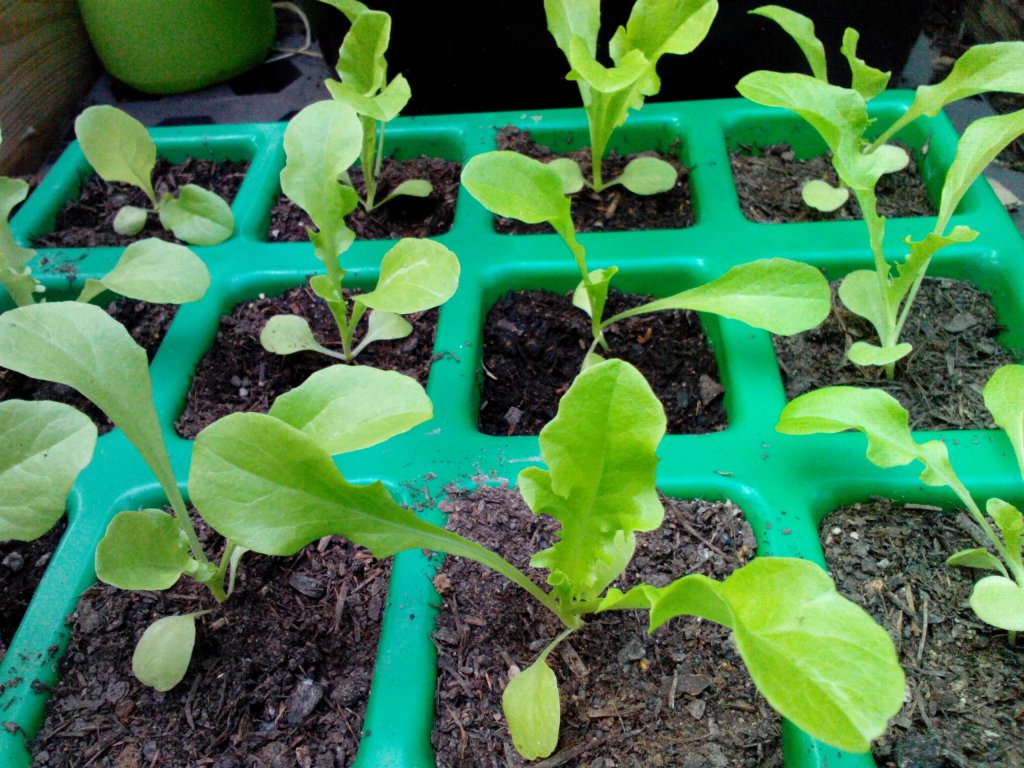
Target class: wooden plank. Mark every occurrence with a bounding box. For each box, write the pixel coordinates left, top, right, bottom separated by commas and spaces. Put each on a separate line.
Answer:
0, 0, 99, 175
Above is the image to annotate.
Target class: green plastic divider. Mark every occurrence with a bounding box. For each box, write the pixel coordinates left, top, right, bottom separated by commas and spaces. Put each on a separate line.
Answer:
2, 93, 1021, 768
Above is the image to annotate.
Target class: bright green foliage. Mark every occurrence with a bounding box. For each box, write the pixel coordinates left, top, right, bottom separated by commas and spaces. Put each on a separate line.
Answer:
462, 151, 829, 364
502, 655, 560, 760
0, 128, 40, 307
269, 99, 460, 363
95, 509, 193, 590
802, 178, 849, 211
543, 0, 718, 193
132, 613, 207, 691
76, 238, 211, 304
777, 366, 1024, 633
738, 8, 1024, 377
75, 106, 234, 245
0, 400, 96, 542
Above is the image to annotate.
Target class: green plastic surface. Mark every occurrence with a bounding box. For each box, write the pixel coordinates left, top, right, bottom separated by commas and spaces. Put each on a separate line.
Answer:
2, 94, 1022, 767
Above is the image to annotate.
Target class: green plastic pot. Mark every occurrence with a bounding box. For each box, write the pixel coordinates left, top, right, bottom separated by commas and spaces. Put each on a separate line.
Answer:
78, 0, 276, 94
2, 94, 1023, 767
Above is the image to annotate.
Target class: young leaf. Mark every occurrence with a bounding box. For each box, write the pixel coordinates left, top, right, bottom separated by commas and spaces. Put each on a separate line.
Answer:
335, 10, 390, 94
801, 179, 849, 212
984, 365, 1024, 477
614, 0, 719, 66
572, 267, 618, 320
911, 42, 1024, 119
988, 498, 1023, 559
350, 310, 413, 358
846, 341, 913, 367
750, 5, 827, 81
268, 364, 432, 454
546, 158, 586, 195
76, 238, 211, 305
132, 613, 202, 691
838, 269, 890, 344
326, 74, 412, 123
840, 28, 890, 100
614, 156, 677, 194
875, 144, 910, 174
970, 575, 1024, 631
113, 205, 148, 237
520, 359, 665, 602
260, 315, 346, 360
75, 106, 158, 204
157, 184, 235, 246
95, 509, 192, 590
0, 400, 97, 542
382, 178, 432, 202
355, 238, 460, 314
461, 151, 570, 226
947, 547, 1008, 576
0, 175, 38, 307
544, 0, 600, 59
502, 658, 561, 760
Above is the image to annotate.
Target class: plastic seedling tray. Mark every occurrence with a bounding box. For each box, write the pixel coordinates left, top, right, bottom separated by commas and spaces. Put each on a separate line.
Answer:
2, 93, 1022, 768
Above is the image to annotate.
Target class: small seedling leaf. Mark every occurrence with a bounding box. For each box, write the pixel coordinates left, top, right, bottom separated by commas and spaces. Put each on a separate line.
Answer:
336, 10, 390, 94
572, 267, 618, 320
75, 106, 157, 203
546, 158, 586, 195
750, 5, 827, 80
875, 144, 910, 174
462, 151, 570, 225
847, 341, 913, 367
988, 498, 1023, 558
96, 509, 192, 590
157, 185, 234, 246
326, 74, 412, 122
947, 547, 1008, 575
388, 178, 432, 199
984, 364, 1024, 477
260, 315, 339, 358
77, 238, 211, 305
544, 0, 600, 58
113, 205, 148, 236
840, 28, 890, 100
970, 575, 1024, 631
616, 156, 677, 194
912, 41, 1024, 118
132, 613, 200, 691
351, 310, 412, 358
356, 238, 460, 314
837, 269, 889, 341
801, 179, 849, 212
502, 658, 560, 760
617, 0, 718, 64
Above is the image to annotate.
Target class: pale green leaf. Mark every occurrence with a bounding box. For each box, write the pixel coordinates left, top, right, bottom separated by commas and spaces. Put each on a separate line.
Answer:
947, 547, 1008, 576
891, 227, 977, 308
260, 315, 343, 359
0, 400, 96, 542
133, 613, 199, 691
802, 179, 849, 212
462, 151, 570, 226
567, 37, 648, 95
544, 0, 600, 58
0, 175, 39, 306
984, 365, 1024, 478
350, 310, 412, 358
326, 74, 411, 123
157, 185, 234, 245
96, 509, 191, 590
572, 267, 618, 320
988, 498, 1022, 562
336, 10, 390, 95
520, 359, 665, 602
502, 658, 560, 760
386, 178, 431, 199
838, 269, 889, 342
614, 156, 677, 194
750, 5, 827, 80
912, 41, 1024, 118
269, 364, 431, 455
77, 238, 210, 305
915, 439, 963, 489
113, 205, 148, 236
840, 28, 890, 100
617, 0, 718, 64
646, 573, 733, 629
875, 144, 910, 174
75, 106, 157, 203
846, 341, 913, 367
355, 238, 460, 314
581, 350, 605, 370
970, 575, 1024, 631
546, 158, 585, 195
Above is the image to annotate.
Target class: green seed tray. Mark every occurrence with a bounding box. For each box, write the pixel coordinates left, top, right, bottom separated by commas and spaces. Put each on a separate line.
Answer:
2, 92, 1022, 767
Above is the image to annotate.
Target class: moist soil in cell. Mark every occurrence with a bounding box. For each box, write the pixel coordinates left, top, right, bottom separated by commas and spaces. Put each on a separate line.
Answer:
0, 519, 67, 662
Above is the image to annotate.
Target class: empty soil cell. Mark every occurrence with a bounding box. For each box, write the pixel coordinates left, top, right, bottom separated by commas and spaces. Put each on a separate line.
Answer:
176, 284, 438, 438
30, 519, 388, 767
774, 277, 1020, 431
0, 520, 67, 662
730, 143, 934, 223
432, 485, 781, 768
0, 298, 177, 434
36, 159, 249, 248
267, 156, 461, 241
495, 127, 693, 234
479, 289, 726, 436
822, 500, 1024, 767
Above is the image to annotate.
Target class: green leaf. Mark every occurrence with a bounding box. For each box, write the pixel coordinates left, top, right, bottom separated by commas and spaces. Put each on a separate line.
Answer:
546, 158, 585, 195
326, 74, 411, 123
157, 184, 234, 246
616, 0, 718, 63
988, 498, 1023, 562
0, 175, 39, 306
350, 310, 412, 358
750, 5, 827, 80
520, 359, 665, 602
801, 179, 849, 212
113, 205, 148, 236
502, 657, 560, 760
260, 315, 343, 359
74, 106, 157, 204
385, 178, 432, 200
984, 365, 1024, 478
96, 509, 192, 590
611, 258, 830, 336
355, 238, 460, 314
0, 400, 96, 542
280, 100, 363, 232
875, 144, 910, 174
132, 613, 201, 691
891, 227, 977, 311
76, 238, 211, 305
648, 557, 904, 753
911, 41, 1024, 118
462, 151, 571, 226
268, 364, 431, 455
543, 0, 600, 58
336, 10, 390, 95
970, 575, 1024, 631
846, 341, 913, 367
837, 269, 889, 343
572, 267, 618, 320
840, 28, 890, 100
947, 547, 1008, 576
614, 156, 677, 194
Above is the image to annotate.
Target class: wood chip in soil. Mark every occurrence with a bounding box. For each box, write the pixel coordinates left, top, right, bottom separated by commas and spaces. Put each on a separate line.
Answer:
35, 158, 249, 248
176, 283, 438, 438
774, 277, 1020, 431
822, 500, 1024, 767
494, 126, 693, 233
479, 289, 726, 436
0, 519, 67, 662
267, 156, 460, 241
432, 485, 781, 768
0, 298, 177, 434
30, 517, 388, 768
730, 142, 934, 223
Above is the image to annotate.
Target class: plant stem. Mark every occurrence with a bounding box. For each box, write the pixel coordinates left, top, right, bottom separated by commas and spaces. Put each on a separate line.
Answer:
374, 120, 386, 180
339, 301, 368, 361
946, 479, 1024, 586
360, 115, 378, 209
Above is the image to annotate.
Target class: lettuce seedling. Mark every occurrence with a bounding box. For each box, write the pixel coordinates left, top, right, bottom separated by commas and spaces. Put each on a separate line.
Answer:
462, 150, 829, 364
189, 356, 905, 757
260, 99, 459, 363
0, 128, 43, 307
312, 0, 431, 211
542, 0, 718, 195
738, 7, 1024, 377
74, 106, 235, 245
0, 300, 435, 688
777, 364, 1024, 636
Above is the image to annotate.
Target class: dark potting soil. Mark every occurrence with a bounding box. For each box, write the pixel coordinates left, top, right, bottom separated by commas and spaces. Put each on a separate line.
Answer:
0, 298, 177, 434
30, 516, 388, 768
774, 277, 1020, 431
432, 485, 781, 768
730, 143, 935, 223
0, 519, 67, 662
822, 500, 1024, 767
35, 159, 249, 248
267, 156, 461, 241
479, 289, 726, 436
494, 126, 693, 233
176, 284, 438, 438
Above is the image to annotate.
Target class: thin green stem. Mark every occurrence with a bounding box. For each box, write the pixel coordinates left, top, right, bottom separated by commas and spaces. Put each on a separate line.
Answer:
867, 110, 917, 154
374, 120, 386, 179
538, 627, 576, 664
360, 115, 378, 209
946, 479, 1024, 585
